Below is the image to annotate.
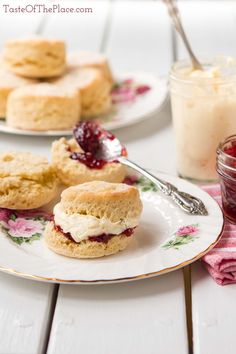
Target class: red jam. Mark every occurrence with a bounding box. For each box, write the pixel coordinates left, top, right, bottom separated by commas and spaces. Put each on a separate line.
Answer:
70, 122, 127, 169
70, 151, 109, 169
217, 135, 236, 223
54, 222, 135, 244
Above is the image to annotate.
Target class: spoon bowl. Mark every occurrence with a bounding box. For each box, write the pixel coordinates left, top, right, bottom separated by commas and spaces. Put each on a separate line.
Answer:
73, 122, 208, 216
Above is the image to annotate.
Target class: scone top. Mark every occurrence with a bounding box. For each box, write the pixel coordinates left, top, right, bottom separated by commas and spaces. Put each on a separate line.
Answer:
0, 151, 58, 210
3, 37, 66, 79
8, 82, 79, 99
60, 181, 143, 223
4, 37, 65, 47
52, 67, 105, 91
0, 151, 55, 179
0, 68, 38, 89
67, 51, 114, 83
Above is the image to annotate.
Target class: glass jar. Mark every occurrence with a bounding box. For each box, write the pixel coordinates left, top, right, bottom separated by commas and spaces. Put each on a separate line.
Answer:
217, 135, 236, 223
169, 57, 236, 182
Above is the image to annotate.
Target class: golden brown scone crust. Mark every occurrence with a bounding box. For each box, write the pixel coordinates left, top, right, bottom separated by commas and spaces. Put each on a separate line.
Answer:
0, 152, 58, 209
61, 181, 143, 223
44, 221, 133, 258
3, 37, 66, 78
51, 137, 126, 186
6, 83, 80, 131
0, 68, 38, 118
67, 51, 114, 83
51, 67, 111, 118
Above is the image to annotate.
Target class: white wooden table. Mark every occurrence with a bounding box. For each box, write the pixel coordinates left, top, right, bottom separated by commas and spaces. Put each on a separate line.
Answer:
0, 1, 236, 353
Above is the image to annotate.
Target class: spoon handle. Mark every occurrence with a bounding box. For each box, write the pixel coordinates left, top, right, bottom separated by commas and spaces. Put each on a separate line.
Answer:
162, 0, 202, 70
119, 157, 208, 216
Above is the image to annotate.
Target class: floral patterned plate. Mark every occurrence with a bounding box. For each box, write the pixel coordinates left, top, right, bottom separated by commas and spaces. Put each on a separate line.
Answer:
0, 72, 167, 136
0, 172, 223, 284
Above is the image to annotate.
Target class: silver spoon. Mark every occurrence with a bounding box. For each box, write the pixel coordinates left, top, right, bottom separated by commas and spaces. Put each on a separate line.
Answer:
163, 0, 203, 70
98, 135, 208, 216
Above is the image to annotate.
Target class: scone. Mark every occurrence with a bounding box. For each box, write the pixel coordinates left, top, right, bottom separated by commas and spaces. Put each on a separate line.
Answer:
52, 67, 111, 119
6, 83, 80, 131
0, 152, 58, 209
0, 68, 37, 118
67, 51, 114, 83
44, 181, 143, 258
3, 37, 65, 78
51, 137, 126, 185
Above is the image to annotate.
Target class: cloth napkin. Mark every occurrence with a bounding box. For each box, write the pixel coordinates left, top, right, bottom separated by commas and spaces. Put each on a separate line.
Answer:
202, 184, 236, 285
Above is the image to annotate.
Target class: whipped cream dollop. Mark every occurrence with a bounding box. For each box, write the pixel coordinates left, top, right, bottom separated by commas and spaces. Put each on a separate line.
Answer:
180, 66, 221, 79
53, 203, 139, 243
189, 67, 221, 78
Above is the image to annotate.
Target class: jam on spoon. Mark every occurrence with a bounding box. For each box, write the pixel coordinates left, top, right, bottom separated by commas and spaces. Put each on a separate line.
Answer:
70, 122, 127, 169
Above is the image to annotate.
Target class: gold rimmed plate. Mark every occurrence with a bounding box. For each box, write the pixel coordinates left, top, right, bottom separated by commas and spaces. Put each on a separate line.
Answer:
0, 172, 223, 284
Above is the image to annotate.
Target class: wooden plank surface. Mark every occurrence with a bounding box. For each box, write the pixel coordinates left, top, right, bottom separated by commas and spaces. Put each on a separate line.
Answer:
47, 275, 188, 354
0, 9, 55, 354
175, 2, 236, 353
0, 273, 55, 354
192, 262, 236, 354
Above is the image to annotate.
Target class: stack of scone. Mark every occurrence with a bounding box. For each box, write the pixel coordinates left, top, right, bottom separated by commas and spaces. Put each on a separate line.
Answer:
1, 37, 113, 131
45, 181, 143, 258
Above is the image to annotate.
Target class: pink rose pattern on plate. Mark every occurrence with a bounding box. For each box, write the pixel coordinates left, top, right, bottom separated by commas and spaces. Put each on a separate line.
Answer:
0, 208, 51, 245
162, 224, 199, 250
111, 79, 151, 104
94, 78, 152, 125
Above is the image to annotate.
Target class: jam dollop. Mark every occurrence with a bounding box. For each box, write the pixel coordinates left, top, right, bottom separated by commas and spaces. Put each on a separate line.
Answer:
70, 151, 108, 169
70, 122, 127, 169
54, 222, 135, 244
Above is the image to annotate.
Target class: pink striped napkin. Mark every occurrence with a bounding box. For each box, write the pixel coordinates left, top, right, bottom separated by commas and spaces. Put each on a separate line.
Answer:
202, 184, 236, 285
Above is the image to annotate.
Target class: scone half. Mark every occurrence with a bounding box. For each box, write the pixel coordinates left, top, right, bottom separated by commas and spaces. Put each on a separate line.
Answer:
44, 181, 143, 258
51, 137, 126, 186
44, 221, 134, 258
0, 151, 58, 209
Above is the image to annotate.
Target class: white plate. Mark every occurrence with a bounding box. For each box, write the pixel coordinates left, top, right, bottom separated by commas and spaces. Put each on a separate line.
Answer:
0, 172, 223, 284
0, 72, 168, 136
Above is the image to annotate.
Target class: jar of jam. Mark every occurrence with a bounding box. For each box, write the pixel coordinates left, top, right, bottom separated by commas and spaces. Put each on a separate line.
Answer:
217, 135, 236, 223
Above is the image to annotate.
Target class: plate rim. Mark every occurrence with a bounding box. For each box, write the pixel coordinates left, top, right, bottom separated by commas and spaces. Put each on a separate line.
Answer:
0, 171, 224, 285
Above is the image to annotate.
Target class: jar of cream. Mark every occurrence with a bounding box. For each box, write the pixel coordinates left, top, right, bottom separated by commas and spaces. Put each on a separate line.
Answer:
170, 57, 236, 182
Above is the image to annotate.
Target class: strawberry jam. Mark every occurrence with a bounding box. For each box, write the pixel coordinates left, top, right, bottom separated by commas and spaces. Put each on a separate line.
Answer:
54, 222, 135, 244
70, 151, 108, 169
217, 135, 236, 223
70, 122, 127, 169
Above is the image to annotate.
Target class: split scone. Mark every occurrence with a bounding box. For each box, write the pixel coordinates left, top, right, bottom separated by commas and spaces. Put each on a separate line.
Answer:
44, 181, 143, 258
51, 137, 126, 186
0, 152, 58, 209
0, 68, 37, 118
52, 67, 112, 119
3, 37, 65, 78
67, 51, 114, 83
6, 83, 80, 131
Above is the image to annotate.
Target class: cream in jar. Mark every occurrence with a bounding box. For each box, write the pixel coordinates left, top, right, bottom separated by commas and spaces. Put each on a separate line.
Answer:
170, 57, 236, 182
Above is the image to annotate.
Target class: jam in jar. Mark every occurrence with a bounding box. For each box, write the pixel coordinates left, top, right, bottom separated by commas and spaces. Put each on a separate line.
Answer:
217, 135, 236, 223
